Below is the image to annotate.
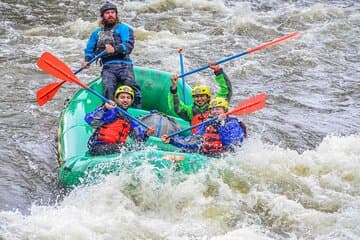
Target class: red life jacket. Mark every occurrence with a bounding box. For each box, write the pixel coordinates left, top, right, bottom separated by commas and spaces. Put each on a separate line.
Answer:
191, 112, 210, 133
97, 117, 131, 144
201, 124, 225, 153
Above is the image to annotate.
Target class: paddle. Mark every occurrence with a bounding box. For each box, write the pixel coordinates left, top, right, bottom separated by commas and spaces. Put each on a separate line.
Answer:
167, 93, 266, 138
178, 32, 300, 78
36, 50, 106, 106
178, 48, 188, 104
36, 51, 149, 129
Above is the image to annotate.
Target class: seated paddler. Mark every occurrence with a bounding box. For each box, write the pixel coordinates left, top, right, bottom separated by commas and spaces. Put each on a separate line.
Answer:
161, 97, 246, 156
85, 85, 155, 155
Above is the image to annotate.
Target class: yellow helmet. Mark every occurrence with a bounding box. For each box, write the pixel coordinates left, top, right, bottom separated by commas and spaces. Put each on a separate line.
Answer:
209, 97, 229, 110
192, 85, 211, 97
114, 85, 134, 99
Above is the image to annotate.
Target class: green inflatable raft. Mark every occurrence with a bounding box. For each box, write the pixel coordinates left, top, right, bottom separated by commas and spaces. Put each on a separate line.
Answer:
57, 66, 211, 188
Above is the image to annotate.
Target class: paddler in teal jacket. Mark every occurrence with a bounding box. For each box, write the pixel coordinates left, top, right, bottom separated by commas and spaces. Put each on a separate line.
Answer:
82, 1, 142, 108
168, 63, 232, 133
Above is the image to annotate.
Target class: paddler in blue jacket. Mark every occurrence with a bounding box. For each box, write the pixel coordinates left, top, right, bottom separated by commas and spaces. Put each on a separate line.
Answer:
82, 1, 142, 108
85, 85, 155, 156
161, 98, 246, 156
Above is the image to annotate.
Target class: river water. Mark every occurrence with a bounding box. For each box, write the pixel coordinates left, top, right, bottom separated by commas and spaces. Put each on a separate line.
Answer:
0, 0, 359, 239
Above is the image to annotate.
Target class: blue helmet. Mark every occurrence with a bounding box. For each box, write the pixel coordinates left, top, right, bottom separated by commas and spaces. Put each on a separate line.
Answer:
100, 2, 118, 17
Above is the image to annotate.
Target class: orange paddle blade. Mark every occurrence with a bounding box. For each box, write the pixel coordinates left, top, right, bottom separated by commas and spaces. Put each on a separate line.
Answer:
247, 32, 300, 54
37, 52, 88, 89
227, 93, 266, 116
36, 81, 65, 106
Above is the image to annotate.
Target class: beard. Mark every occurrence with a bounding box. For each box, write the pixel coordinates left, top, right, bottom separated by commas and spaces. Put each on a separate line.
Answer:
105, 17, 117, 24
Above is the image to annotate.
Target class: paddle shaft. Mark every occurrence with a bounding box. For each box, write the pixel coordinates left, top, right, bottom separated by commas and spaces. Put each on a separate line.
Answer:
84, 87, 149, 129
167, 104, 243, 137
179, 52, 248, 78
178, 49, 188, 104
179, 32, 299, 78
167, 116, 218, 138
75, 50, 106, 74
167, 92, 266, 138
167, 105, 252, 138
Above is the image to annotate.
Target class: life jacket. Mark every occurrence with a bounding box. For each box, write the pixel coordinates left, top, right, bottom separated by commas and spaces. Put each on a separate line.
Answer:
191, 112, 210, 133
201, 123, 225, 153
95, 24, 121, 55
97, 117, 131, 144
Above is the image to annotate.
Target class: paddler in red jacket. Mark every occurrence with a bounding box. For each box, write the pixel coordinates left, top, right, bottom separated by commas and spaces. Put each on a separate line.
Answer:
161, 97, 246, 157
85, 85, 154, 155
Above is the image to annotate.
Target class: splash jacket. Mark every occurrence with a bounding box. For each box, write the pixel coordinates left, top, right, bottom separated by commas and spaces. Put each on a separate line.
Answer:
169, 117, 245, 155
168, 68, 232, 132
84, 23, 134, 65
85, 105, 148, 154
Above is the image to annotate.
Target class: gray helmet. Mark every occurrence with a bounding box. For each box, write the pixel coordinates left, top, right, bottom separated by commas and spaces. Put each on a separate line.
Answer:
100, 1, 117, 17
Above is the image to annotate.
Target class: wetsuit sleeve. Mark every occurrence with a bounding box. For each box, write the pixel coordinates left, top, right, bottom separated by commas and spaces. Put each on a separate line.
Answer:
114, 23, 135, 56
214, 69, 233, 102
84, 29, 100, 62
168, 86, 193, 122
129, 120, 149, 142
169, 122, 206, 150
169, 134, 203, 150
218, 118, 245, 147
85, 106, 117, 127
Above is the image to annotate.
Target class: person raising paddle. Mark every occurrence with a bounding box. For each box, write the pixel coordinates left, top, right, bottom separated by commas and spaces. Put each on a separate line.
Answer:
161, 97, 245, 157
85, 85, 154, 156
168, 62, 232, 133
82, 1, 142, 108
